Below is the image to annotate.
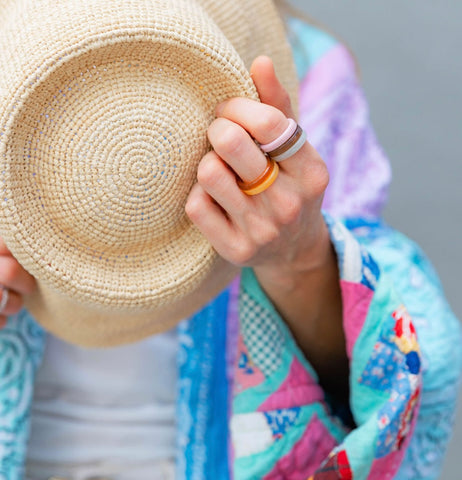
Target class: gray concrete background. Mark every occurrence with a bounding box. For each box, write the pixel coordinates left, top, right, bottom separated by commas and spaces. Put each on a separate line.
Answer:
289, 1, 462, 478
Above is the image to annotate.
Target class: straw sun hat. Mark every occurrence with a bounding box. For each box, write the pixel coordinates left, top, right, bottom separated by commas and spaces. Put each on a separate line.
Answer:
0, 0, 298, 346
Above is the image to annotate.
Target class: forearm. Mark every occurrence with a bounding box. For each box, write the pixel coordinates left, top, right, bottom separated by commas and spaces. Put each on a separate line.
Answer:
253, 217, 349, 400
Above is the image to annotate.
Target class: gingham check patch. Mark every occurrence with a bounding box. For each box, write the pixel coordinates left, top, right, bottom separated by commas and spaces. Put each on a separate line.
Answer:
239, 290, 284, 376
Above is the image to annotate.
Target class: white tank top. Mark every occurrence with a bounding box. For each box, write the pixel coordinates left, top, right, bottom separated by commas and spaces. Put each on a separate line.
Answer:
26, 329, 178, 480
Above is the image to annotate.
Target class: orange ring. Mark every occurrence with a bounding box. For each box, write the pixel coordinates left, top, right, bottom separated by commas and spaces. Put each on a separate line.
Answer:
237, 157, 279, 196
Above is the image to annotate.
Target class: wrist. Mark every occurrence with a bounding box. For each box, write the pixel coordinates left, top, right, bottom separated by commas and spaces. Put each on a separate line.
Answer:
254, 216, 337, 293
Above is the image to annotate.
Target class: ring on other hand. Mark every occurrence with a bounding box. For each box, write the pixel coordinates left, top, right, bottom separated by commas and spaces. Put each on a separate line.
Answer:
260, 118, 307, 162
237, 157, 279, 196
0, 285, 9, 314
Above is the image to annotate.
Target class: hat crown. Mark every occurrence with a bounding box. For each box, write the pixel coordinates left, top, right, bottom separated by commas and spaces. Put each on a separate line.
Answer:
0, 0, 256, 303
0, 0, 297, 346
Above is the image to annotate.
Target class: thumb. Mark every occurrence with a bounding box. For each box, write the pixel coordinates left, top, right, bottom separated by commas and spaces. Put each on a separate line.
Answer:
250, 56, 295, 119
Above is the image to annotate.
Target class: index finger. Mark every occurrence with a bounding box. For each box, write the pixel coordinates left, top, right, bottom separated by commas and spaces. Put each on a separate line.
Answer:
215, 97, 314, 173
216, 97, 289, 146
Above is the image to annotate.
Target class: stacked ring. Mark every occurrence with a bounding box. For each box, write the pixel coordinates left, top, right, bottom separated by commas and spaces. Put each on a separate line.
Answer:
260, 118, 307, 162
237, 157, 279, 196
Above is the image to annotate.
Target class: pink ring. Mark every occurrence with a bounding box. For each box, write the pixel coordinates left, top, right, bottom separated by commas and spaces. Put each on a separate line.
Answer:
260, 118, 297, 153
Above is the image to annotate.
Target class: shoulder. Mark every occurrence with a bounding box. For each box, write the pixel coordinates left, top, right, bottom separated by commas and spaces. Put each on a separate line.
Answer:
286, 18, 392, 220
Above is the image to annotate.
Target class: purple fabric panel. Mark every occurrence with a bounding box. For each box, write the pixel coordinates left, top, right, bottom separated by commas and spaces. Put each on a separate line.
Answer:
226, 276, 241, 480
298, 45, 391, 220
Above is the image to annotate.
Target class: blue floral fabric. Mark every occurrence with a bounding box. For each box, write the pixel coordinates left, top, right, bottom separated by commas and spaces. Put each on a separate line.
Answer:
0, 312, 45, 480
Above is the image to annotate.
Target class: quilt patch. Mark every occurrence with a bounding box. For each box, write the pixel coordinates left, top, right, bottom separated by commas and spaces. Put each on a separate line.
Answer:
258, 356, 325, 412
263, 407, 301, 440
239, 291, 284, 376
262, 414, 339, 480
326, 217, 380, 290
309, 449, 352, 480
359, 306, 421, 458
234, 334, 265, 395
392, 306, 421, 375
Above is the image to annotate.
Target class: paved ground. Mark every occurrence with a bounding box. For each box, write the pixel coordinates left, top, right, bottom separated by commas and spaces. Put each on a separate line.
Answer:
290, 1, 462, 477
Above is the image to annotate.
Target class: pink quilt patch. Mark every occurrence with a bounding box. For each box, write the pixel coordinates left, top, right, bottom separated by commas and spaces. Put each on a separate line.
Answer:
367, 448, 406, 480
341, 280, 374, 359
258, 356, 324, 412
262, 414, 338, 479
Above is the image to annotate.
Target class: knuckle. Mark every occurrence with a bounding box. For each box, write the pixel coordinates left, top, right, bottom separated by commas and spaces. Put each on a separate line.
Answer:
280, 195, 303, 225
258, 112, 287, 141
298, 153, 329, 193
230, 239, 255, 265
307, 159, 330, 197
270, 189, 303, 225
212, 122, 245, 157
255, 224, 279, 246
196, 154, 224, 188
185, 183, 206, 219
196, 155, 215, 185
185, 195, 202, 222
243, 212, 279, 246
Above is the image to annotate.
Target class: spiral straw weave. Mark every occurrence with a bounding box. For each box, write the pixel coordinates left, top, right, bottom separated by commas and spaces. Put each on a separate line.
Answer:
0, 0, 297, 346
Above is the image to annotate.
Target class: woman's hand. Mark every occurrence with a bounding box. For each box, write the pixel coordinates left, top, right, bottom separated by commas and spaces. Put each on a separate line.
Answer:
186, 55, 329, 280
0, 237, 37, 327
186, 56, 348, 400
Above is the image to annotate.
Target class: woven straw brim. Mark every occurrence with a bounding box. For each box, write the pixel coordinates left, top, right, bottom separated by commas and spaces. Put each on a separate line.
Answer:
0, 0, 297, 346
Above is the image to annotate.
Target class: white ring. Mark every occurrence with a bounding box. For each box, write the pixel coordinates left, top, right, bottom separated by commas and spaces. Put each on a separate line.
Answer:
271, 128, 307, 162
0, 285, 9, 314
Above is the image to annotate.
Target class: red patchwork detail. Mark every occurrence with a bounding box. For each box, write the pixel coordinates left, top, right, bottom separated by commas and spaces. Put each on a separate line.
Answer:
392, 306, 416, 341
397, 386, 420, 449
310, 450, 352, 480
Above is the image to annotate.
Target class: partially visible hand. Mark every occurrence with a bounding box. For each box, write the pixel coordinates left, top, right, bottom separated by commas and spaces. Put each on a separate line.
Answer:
186, 55, 330, 283
0, 237, 37, 327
